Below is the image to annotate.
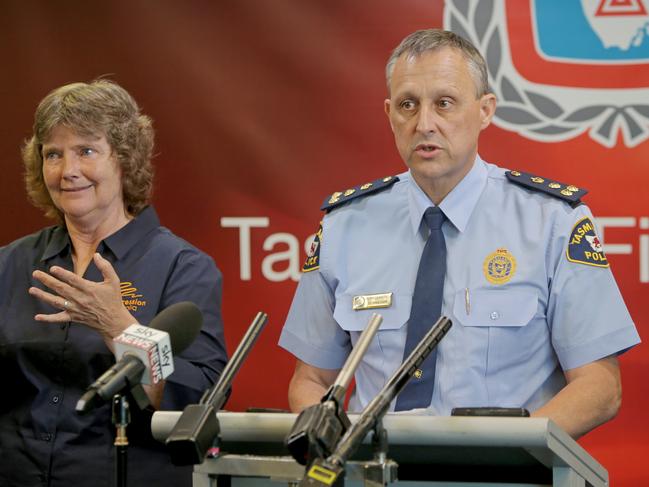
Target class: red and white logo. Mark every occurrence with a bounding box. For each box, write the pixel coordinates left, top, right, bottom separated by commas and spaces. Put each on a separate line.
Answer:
444, 0, 649, 148
596, 0, 647, 17
586, 234, 604, 252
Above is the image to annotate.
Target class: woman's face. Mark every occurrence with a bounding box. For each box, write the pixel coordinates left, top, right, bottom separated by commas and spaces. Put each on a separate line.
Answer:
41, 125, 126, 229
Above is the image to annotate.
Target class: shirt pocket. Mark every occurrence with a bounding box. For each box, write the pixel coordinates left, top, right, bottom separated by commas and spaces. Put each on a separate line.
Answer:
452, 289, 540, 383
453, 289, 537, 328
333, 293, 411, 380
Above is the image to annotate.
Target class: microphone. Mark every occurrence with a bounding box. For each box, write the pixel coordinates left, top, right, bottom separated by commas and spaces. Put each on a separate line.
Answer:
286, 313, 383, 465
76, 301, 203, 413
165, 311, 269, 466
300, 316, 452, 487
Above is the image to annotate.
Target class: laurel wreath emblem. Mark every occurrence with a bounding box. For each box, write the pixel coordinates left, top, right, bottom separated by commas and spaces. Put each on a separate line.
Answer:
443, 0, 649, 148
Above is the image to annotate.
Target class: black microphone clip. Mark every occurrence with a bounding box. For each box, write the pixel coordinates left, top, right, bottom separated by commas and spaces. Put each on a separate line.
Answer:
166, 311, 269, 466
286, 385, 351, 465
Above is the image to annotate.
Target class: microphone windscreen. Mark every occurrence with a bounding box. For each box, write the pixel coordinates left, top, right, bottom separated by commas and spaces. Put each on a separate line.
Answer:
149, 301, 203, 355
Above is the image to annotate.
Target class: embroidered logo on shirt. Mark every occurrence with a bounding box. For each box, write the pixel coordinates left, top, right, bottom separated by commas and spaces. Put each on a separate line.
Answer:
483, 248, 517, 285
302, 222, 323, 272
566, 217, 609, 268
121, 282, 147, 312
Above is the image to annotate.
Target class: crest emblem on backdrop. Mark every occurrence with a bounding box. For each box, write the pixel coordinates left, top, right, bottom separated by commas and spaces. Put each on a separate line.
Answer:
444, 0, 649, 148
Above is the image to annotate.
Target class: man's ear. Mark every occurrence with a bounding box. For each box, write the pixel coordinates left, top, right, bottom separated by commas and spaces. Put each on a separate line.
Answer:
479, 93, 497, 130
384, 98, 395, 132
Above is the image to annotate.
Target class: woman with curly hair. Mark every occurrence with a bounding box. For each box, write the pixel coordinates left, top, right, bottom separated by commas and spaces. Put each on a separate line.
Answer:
0, 79, 227, 486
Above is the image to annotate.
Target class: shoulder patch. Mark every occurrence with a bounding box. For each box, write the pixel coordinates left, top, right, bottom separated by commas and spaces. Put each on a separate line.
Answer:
320, 176, 399, 212
506, 170, 587, 207
566, 217, 609, 268
302, 221, 323, 272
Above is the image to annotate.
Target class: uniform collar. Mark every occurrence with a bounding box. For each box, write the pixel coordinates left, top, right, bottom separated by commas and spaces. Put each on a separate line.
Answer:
40, 206, 160, 262
407, 156, 488, 234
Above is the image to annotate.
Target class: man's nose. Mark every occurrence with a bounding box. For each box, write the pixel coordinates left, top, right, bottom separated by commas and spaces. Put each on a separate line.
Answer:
415, 105, 438, 134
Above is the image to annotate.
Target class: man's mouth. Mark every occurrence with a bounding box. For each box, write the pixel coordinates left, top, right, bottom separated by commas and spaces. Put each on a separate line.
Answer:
414, 143, 441, 154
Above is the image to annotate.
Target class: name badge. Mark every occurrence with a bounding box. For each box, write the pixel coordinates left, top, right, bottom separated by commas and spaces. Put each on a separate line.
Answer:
352, 292, 393, 311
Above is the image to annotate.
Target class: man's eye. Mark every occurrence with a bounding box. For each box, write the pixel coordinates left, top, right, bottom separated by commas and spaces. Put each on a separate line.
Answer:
400, 100, 416, 110
438, 99, 452, 108
44, 151, 59, 160
80, 147, 95, 156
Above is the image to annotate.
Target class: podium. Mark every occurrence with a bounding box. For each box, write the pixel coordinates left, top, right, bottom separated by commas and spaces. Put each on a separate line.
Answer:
152, 412, 608, 487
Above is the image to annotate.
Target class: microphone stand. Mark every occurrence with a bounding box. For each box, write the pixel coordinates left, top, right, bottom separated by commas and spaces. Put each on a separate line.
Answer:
286, 313, 383, 466
112, 394, 131, 487
166, 311, 269, 465
299, 316, 452, 487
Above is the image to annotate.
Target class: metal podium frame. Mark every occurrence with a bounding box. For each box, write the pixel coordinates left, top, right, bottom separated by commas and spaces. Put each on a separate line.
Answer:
152, 412, 608, 487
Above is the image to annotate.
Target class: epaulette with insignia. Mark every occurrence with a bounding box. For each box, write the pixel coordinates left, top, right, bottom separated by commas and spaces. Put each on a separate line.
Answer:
320, 175, 399, 212
505, 170, 587, 208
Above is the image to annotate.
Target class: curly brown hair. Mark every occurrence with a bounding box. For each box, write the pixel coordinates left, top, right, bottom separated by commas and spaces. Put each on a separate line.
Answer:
22, 79, 155, 222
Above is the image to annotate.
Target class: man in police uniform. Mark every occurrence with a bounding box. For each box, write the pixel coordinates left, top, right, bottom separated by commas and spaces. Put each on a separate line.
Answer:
278, 29, 640, 438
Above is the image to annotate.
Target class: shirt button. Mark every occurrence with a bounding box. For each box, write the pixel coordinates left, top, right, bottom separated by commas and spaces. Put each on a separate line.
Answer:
52, 395, 60, 404
490, 311, 500, 320
41, 433, 52, 441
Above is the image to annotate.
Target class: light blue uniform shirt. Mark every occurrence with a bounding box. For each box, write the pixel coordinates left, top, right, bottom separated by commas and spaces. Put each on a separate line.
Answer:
279, 157, 640, 413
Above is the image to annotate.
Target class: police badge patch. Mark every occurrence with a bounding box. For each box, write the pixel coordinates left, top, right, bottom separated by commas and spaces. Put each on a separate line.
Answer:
302, 222, 323, 272
483, 248, 517, 285
567, 217, 609, 268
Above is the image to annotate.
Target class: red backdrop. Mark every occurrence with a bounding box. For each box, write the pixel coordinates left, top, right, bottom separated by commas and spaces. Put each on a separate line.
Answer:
0, 1, 646, 484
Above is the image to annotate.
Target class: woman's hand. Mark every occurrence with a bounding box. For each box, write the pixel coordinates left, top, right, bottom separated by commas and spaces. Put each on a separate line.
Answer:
29, 253, 136, 345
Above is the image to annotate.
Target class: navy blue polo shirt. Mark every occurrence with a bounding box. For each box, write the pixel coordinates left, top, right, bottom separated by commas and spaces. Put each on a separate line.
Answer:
0, 206, 227, 487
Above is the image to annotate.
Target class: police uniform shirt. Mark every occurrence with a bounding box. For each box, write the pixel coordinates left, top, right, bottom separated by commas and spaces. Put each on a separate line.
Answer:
0, 206, 227, 487
279, 157, 640, 413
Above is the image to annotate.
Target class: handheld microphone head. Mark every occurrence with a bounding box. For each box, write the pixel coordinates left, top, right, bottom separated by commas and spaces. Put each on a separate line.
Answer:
75, 301, 203, 413
150, 301, 203, 355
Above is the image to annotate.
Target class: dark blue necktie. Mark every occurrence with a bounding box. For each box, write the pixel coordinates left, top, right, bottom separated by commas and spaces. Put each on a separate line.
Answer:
395, 206, 446, 411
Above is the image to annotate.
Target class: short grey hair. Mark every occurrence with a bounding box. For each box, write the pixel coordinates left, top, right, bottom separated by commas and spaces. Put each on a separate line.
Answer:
385, 29, 490, 97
